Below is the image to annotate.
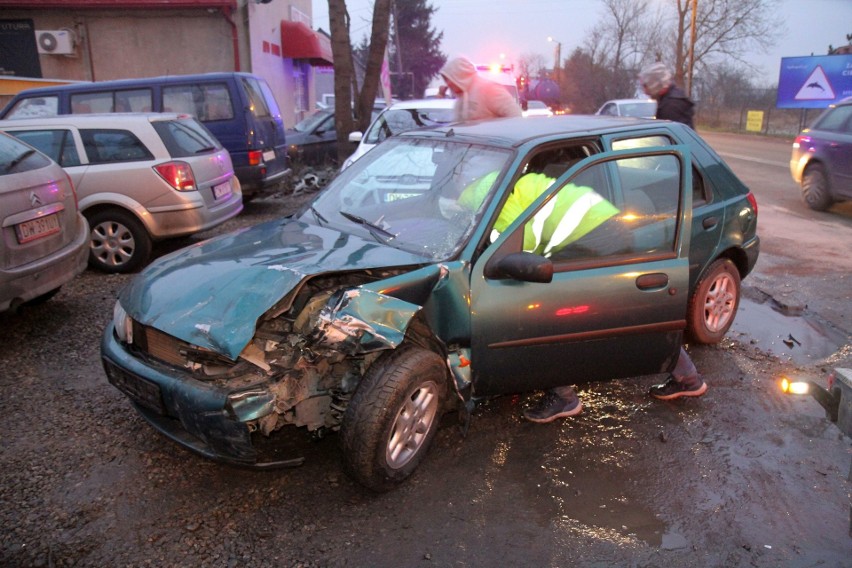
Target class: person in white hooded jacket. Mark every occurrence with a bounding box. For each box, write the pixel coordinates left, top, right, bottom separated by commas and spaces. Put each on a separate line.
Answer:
440, 56, 522, 122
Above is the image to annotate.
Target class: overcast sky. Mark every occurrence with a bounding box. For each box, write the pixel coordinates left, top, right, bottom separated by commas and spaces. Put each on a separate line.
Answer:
311, 0, 852, 86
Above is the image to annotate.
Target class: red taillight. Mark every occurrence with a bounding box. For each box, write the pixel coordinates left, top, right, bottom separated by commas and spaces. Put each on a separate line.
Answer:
154, 161, 196, 191
64, 171, 79, 208
746, 192, 758, 216
248, 150, 263, 166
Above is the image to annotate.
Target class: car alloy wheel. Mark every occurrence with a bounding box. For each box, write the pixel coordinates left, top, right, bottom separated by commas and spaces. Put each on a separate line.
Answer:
687, 258, 741, 344
341, 345, 447, 492
87, 208, 152, 273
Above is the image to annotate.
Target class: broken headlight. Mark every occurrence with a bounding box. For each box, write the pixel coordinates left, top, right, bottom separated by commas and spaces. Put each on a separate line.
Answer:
113, 301, 133, 344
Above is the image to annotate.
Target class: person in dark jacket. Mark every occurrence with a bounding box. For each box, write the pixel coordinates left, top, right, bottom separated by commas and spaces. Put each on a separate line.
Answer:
639, 62, 695, 128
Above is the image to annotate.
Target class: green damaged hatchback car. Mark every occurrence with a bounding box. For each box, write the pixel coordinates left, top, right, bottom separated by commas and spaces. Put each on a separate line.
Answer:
102, 115, 759, 491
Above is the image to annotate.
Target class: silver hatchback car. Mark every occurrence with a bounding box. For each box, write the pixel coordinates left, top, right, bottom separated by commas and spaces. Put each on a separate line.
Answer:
0, 113, 243, 273
0, 131, 89, 312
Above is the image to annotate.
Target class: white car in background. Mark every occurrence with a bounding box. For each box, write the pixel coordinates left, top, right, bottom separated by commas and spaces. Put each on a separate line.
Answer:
342, 98, 456, 170
595, 98, 657, 119
522, 100, 553, 117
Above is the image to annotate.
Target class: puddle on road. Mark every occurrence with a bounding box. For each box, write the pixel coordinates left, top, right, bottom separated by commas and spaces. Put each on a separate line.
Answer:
531, 387, 669, 547
730, 296, 847, 365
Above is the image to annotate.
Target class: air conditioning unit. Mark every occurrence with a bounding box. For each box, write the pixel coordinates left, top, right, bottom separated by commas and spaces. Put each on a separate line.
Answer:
36, 30, 75, 55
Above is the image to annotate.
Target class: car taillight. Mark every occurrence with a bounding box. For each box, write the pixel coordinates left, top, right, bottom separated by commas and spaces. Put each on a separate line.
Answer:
248, 150, 263, 166
746, 192, 758, 216
64, 171, 79, 208
154, 161, 196, 191
792, 134, 810, 150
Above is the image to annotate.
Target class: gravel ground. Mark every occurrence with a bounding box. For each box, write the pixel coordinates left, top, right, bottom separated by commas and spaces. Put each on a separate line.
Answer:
1, 184, 850, 567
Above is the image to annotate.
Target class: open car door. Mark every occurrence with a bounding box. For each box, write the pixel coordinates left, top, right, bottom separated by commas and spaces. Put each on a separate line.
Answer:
470, 146, 693, 396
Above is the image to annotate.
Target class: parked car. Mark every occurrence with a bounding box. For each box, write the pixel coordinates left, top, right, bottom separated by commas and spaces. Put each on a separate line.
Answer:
285, 109, 337, 166
0, 131, 89, 312
0, 72, 288, 199
342, 98, 456, 170
288, 106, 386, 167
522, 100, 553, 117
1, 113, 243, 273
596, 98, 657, 119
790, 96, 852, 211
102, 115, 759, 491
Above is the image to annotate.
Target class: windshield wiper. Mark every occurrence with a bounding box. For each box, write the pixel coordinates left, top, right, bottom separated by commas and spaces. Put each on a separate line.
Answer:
339, 210, 396, 243
309, 205, 328, 226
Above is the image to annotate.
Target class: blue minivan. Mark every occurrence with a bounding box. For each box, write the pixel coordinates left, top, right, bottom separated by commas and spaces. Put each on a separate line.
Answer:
0, 72, 290, 199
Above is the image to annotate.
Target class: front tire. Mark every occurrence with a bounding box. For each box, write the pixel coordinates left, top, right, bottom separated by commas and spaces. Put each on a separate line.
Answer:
86, 209, 152, 273
341, 346, 448, 492
801, 163, 833, 211
687, 258, 741, 344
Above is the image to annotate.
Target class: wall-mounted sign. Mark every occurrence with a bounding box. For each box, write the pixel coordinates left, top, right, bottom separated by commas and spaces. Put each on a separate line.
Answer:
0, 19, 42, 78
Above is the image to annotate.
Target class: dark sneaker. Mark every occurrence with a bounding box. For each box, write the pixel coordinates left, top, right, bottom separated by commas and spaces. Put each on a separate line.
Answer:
649, 376, 708, 400
524, 391, 583, 423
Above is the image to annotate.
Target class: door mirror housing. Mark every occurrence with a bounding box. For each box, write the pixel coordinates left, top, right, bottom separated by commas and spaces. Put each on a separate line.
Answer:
485, 252, 553, 283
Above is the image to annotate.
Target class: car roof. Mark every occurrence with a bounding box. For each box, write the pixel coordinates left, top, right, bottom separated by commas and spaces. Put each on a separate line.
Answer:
4, 72, 258, 97
403, 114, 676, 149
386, 98, 456, 111
0, 112, 192, 128
608, 98, 656, 105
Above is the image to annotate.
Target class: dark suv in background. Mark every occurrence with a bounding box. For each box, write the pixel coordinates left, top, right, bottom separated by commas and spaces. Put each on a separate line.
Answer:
790, 96, 852, 211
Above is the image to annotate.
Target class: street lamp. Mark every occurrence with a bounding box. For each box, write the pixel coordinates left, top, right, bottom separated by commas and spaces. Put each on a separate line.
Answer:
547, 37, 562, 83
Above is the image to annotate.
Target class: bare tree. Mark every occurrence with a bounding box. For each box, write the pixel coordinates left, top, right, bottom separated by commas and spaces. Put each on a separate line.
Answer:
328, 0, 392, 161
670, 0, 784, 92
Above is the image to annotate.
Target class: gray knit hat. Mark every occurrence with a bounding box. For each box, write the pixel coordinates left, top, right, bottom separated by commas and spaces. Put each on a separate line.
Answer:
639, 62, 673, 97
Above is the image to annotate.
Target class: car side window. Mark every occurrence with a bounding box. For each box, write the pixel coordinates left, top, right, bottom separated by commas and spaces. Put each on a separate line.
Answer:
10, 129, 81, 167
613, 134, 707, 206
163, 83, 233, 121
6, 96, 59, 119
813, 104, 852, 132
520, 155, 682, 263
80, 129, 154, 164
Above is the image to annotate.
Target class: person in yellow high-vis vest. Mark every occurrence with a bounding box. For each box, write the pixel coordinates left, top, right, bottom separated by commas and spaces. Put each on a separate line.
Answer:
460, 170, 708, 422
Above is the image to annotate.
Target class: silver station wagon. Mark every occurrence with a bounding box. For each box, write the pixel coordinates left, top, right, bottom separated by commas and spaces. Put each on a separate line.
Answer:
0, 113, 243, 273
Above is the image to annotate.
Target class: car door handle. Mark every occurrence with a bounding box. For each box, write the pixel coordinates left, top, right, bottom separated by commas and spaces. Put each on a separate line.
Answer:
702, 216, 719, 230
636, 273, 669, 290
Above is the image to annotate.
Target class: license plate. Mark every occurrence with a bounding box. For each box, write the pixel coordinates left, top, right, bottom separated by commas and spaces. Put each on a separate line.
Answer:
262, 150, 275, 162
15, 213, 61, 244
212, 181, 232, 200
104, 360, 166, 415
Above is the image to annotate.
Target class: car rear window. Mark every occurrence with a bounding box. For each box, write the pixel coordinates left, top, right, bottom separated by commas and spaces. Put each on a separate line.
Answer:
8, 129, 82, 167
0, 133, 52, 174
80, 129, 154, 164
813, 104, 852, 132
152, 119, 222, 157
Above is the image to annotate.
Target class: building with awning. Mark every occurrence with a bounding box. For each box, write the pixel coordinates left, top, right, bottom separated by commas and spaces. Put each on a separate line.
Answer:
0, 0, 334, 125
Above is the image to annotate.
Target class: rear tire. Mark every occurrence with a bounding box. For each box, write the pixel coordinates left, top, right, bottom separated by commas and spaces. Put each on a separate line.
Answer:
86, 209, 152, 273
340, 346, 448, 492
801, 163, 833, 211
687, 258, 741, 344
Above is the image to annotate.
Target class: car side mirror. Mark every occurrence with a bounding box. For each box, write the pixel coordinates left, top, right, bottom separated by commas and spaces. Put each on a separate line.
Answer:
485, 252, 553, 283
348, 131, 363, 143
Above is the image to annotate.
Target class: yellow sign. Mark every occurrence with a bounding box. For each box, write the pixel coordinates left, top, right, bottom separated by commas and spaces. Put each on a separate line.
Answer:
746, 110, 764, 132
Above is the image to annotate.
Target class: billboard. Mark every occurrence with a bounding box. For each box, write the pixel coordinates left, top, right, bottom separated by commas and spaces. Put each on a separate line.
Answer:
776, 55, 852, 109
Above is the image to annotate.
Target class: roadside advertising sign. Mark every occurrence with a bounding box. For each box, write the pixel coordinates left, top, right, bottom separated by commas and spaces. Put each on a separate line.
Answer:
776, 55, 852, 109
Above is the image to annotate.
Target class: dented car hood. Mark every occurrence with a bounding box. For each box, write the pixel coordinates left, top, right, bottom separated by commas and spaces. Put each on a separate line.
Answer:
119, 218, 429, 360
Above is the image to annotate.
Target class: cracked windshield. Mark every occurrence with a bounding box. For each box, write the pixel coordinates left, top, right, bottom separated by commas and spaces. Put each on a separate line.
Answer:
307, 137, 511, 259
